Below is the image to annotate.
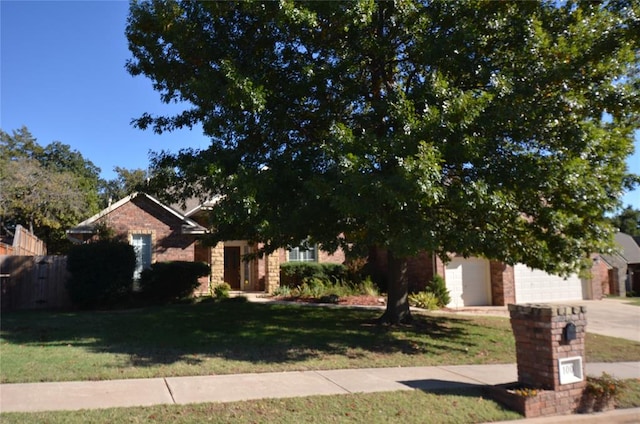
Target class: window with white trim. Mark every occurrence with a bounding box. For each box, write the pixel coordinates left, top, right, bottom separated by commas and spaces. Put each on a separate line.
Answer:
287, 242, 317, 262
131, 233, 152, 280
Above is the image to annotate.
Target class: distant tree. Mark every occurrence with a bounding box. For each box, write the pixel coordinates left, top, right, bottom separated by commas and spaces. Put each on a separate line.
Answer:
0, 127, 102, 252
611, 206, 640, 236
99, 167, 149, 207
127, 1, 639, 323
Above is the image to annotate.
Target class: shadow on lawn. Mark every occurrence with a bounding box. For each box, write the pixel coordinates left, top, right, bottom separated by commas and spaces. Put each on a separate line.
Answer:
0, 300, 476, 369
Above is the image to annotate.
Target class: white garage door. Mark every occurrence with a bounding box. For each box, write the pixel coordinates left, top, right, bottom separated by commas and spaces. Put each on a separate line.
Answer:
514, 264, 584, 304
445, 257, 491, 308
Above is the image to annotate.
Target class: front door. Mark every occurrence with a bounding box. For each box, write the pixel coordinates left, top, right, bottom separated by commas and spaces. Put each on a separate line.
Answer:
224, 246, 241, 289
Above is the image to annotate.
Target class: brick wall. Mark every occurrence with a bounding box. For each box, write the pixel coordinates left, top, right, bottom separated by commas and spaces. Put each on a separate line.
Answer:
490, 261, 515, 306
406, 252, 435, 292
590, 258, 610, 296
98, 195, 197, 264
369, 247, 439, 293
318, 248, 346, 264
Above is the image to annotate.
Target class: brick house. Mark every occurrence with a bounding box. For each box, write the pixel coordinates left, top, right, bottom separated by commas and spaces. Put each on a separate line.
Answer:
68, 192, 609, 304
67, 192, 344, 294
599, 232, 640, 295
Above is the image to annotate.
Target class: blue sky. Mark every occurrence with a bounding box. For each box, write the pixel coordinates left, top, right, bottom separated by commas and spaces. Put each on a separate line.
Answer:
1, 1, 639, 209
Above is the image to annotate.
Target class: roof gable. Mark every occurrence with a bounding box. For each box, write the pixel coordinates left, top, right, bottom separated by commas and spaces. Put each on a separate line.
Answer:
613, 232, 640, 264
67, 192, 206, 235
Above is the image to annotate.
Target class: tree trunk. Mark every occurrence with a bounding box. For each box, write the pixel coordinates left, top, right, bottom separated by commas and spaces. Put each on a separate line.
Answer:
378, 250, 412, 324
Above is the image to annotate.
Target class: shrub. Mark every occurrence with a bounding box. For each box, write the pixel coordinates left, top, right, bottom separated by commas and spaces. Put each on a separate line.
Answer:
139, 261, 209, 302
585, 373, 624, 400
426, 275, 451, 307
280, 262, 346, 287
321, 263, 347, 284
280, 262, 324, 287
212, 282, 231, 299
408, 291, 440, 310
581, 373, 625, 412
66, 240, 136, 308
297, 278, 327, 298
272, 285, 292, 297
356, 277, 379, 297
344, 257, 368, 285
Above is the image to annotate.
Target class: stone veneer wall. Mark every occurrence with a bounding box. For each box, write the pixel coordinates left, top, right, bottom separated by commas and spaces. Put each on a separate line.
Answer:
210, 242, 224, 285
506, 303, 587, 417
265, 251, 280, 294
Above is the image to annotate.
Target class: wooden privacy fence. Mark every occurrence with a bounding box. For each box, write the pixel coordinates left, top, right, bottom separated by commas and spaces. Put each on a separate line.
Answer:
0, 256, 71, 311
1, 225, 47, 256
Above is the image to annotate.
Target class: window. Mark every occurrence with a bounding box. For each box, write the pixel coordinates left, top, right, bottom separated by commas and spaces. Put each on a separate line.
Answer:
288, 242, 317, 262
131, 233, 152, 280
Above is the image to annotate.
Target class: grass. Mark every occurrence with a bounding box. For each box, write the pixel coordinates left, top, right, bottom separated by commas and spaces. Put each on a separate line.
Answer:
617, 378, 640, 409
1, 300, 639, 384
2, 381, 640, 424
0, 389, 524, 424
623, 296, 640, 307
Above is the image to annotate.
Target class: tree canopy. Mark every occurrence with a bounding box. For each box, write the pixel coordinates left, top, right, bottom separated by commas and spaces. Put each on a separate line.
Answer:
127, 0, 639, 323
611, 206, 640, 236
0, 127, 102, 253
100, 166, 150, 207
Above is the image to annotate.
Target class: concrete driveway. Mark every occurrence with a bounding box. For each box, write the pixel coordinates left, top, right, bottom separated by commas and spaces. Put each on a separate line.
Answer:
442, 297, 640, 342
570, 298, 640, 343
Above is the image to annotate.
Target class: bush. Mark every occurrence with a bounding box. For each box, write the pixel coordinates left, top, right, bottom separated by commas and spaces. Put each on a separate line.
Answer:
66, 240, 136, 308
581, 372, 626, 412
321, 263, 347, 284
297, 278, 327, 298
408, 291, 440, 310
280, 262, 346, 287
139, 261, 209, 302
280, 262, 324, 286
356, 277, 379, 297
585, 373, 624, 400
272, 285, 292, 297
426, 275, 451, 307
212, 282, 231, 299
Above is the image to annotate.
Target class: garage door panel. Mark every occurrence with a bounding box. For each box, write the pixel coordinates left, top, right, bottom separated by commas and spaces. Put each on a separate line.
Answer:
514, 264, 584, 304
445, 257, 490, 308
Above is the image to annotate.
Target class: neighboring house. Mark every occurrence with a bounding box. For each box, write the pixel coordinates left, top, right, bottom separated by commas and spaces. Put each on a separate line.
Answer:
66, 192, 344, 295
599, 232, 640, 295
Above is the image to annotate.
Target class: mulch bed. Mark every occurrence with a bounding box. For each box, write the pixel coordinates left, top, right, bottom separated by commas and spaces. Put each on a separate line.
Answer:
276, 295, 386, 307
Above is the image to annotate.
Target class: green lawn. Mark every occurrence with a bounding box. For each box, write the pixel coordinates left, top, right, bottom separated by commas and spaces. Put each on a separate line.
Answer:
2, 300, 640, 424
0, 389, 524, 424
2, 382, 640, 424
624, 296, 640, 307
2, 299, 639, 384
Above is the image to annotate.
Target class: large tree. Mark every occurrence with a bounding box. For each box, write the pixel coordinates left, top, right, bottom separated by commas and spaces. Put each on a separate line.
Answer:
127, 0, 639, 323
0, 127, 102, 253
99, 166, 150, 207
611, 206, 640, 236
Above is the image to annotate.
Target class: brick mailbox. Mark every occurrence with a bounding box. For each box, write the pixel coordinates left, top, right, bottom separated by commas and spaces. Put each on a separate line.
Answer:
496, 303, 587, 417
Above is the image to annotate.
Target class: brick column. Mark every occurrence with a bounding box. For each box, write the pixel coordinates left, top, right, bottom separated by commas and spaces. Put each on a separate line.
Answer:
507, 303, 587, 417
490, 262, 515, 306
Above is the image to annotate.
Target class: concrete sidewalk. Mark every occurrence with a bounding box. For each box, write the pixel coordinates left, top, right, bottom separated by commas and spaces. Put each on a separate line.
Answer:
1, 362, 639, 416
